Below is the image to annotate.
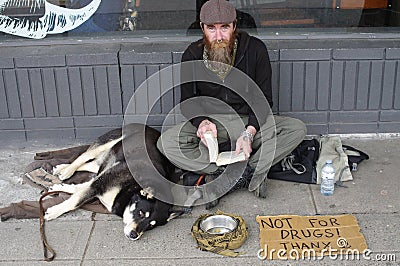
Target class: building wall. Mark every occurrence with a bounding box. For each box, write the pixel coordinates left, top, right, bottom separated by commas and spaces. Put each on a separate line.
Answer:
0, 39, 399, 141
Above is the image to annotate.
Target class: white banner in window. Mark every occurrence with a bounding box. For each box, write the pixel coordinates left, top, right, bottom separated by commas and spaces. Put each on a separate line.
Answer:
0, 0, 101, 39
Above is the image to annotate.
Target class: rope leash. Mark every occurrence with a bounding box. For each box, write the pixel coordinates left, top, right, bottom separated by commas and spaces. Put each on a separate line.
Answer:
191, 210, 248, 257
39, 190, 71, 262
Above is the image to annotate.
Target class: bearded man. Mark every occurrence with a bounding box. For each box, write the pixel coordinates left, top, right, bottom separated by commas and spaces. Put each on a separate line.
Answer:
157, 0, 306, 208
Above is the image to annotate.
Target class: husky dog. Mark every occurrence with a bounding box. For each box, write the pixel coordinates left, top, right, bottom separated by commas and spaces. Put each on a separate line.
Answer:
45, 123, 182, 240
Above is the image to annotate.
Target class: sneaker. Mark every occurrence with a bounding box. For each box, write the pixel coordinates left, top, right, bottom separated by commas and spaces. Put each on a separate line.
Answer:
228, 165, 255, 193
254, 176, 268, 198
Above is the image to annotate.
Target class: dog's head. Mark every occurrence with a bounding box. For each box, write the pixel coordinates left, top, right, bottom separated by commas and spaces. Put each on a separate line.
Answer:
122, 193, 182, 240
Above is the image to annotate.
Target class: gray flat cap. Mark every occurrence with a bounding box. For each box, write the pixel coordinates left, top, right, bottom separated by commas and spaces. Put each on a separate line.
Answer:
200, 0, 236, 25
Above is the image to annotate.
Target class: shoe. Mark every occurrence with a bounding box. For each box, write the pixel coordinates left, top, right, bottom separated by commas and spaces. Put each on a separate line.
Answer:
204, 165, 255, 208
228, 165, 254, 193
254, 176, 268, 198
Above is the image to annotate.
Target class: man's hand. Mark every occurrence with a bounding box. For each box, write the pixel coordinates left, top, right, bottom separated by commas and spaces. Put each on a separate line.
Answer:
235, 135, 252, 159
235, 126, 256, 159
197, 119, 217, 146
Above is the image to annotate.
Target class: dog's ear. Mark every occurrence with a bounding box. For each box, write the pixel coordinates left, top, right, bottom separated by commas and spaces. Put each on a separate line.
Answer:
167, 208, 184, 222
131, 193, 141, 203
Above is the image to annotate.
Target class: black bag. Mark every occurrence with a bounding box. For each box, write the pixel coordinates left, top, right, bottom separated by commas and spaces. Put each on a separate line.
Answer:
342, 145, 369, 172
268, 139, 320, 184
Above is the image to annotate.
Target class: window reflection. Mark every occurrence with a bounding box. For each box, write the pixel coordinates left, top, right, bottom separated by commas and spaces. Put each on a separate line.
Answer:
0, 0, 398, 39
78, 0, 399, 32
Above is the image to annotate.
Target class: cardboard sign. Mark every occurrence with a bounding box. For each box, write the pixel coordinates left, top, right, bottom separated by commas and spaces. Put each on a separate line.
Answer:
256, 214, 368, 260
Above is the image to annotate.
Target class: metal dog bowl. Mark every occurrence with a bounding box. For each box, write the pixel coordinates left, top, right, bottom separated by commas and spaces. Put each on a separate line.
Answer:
200, 215, 238, 234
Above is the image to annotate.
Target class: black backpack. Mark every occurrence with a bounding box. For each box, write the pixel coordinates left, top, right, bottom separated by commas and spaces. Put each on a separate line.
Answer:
268, 139, 320, 184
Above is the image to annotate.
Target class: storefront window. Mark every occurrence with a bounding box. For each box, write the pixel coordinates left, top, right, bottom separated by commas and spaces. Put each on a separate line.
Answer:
0, 0, 398, 39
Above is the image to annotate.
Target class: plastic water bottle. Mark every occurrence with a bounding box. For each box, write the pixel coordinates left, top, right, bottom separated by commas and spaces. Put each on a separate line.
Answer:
320, 160, 335, 196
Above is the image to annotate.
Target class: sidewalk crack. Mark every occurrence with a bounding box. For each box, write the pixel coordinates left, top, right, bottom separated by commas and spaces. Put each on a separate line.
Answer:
308, 184, 318, 214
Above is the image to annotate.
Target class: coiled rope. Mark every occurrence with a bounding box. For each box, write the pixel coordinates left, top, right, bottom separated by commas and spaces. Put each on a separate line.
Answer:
191, 210, 248, 257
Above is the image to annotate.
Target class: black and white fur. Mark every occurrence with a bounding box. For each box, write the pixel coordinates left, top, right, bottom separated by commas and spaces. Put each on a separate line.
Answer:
45, 123, 182, 240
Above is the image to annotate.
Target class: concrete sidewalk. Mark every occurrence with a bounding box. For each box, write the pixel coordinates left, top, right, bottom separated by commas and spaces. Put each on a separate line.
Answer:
0, 137, 399, 265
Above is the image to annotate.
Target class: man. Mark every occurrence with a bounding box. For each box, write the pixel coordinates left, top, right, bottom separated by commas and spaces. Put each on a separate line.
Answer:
157, 0, 306, 207
187, 0, 257, 35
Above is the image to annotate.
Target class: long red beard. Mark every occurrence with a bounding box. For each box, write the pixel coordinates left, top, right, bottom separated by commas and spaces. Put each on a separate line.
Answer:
204, 34, 235, 67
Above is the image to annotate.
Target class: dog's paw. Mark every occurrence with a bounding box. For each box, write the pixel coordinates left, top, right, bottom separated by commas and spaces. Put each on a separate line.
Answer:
44, 213, 53, 221
58, 169, 75, 181
49, 183, 65, 192
44, 206, 63, 221
52, 164, 70, 175
49, 183, 78, 194
140, 187, 154, 199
